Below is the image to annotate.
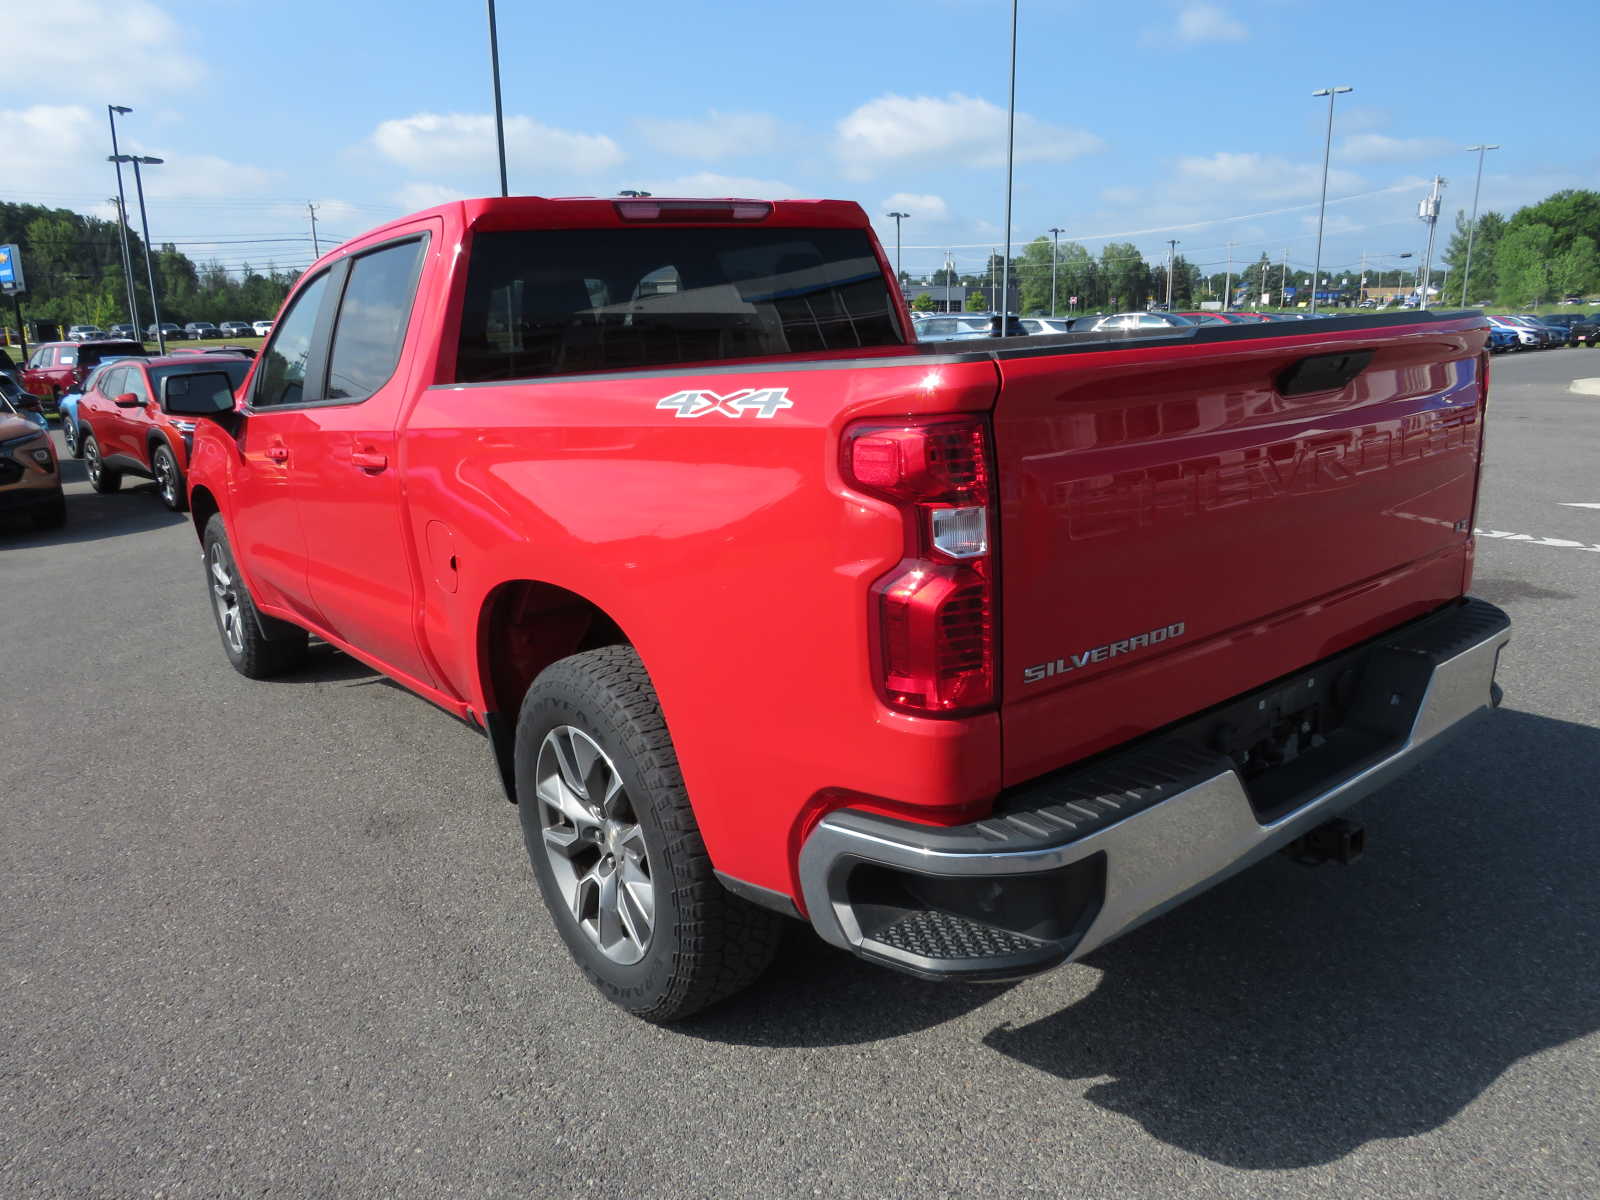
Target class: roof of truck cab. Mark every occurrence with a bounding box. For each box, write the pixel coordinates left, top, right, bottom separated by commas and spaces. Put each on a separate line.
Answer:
304, 195, 874, 270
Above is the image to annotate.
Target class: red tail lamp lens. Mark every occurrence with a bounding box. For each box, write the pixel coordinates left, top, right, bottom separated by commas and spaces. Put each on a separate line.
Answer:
843, 415, 996, 716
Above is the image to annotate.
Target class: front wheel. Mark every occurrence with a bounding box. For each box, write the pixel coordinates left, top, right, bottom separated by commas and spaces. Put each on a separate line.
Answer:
515, 645, 783, 1021
61, 416, 80, 457
201, 514, 308, 679
152, 443, 187, 512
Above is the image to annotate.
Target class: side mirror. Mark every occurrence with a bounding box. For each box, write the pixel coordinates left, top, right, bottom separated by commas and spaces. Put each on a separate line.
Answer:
162, 372, 238, 416
113, 392, 144, 408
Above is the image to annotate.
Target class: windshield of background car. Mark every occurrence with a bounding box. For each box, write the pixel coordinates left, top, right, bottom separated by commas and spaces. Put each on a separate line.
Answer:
152, 360, 251, 402
455, 226, 906, 382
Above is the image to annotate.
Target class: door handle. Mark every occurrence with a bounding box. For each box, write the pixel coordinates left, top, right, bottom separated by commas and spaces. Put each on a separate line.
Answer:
265, 445, 289, 463
351, 449, 388, 472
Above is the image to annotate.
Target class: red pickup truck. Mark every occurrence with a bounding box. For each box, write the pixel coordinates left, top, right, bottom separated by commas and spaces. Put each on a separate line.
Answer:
175, 195, 1510, 1021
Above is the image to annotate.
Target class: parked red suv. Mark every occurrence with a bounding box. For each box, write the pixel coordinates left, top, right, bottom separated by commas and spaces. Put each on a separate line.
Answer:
21, 339, 149, 408
75, 354, 251, 510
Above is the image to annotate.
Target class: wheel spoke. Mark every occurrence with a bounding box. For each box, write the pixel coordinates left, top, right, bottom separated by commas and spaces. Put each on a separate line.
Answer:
550, 729, 589, 800
594, 860, 624, 950
540, 823, 587, 860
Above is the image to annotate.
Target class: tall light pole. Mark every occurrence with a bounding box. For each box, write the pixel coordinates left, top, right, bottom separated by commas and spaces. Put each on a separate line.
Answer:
106, 105, 140, 335
1222, 241, 1234, 312
1048, 227, 1062, 316
1165, 239, 1179, 309
109, 155, 166, 354
997, 0, 1018, 334
486, 0, 509, 197
886, 211, 909, 289
1309, 85, 1352, 314
1461, 144, 1499, 306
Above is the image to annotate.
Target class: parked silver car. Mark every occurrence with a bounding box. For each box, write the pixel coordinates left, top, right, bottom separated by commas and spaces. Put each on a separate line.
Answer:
914, 316, 992, 343
1086, 311, 1198, 332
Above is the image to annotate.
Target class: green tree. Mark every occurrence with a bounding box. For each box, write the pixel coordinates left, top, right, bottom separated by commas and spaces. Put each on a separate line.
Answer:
1100, 242, 1149, 311
1443, 209, 1506, 302
1506, 190, 1600, 258
964, 291, 987, 313
1551, 235, 1600, 298
1495, 223, 1557, 307
909, 291, 936, 312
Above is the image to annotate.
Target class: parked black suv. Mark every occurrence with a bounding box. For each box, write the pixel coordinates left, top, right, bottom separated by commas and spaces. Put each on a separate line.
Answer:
182, 322, 221, 340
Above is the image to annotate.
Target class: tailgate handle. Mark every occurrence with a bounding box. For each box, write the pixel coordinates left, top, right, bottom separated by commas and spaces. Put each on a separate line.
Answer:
1276, 349, 1374, 397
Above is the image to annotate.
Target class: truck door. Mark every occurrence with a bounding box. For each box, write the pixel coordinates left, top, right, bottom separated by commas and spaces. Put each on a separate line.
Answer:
287, 231, 436, 687
230, 269, 334, 623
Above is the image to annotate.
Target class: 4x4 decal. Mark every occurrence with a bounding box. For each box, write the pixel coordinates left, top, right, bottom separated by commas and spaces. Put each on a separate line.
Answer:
656, 387, 792, 419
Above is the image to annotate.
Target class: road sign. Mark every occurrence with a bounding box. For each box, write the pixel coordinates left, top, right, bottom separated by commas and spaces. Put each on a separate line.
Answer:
0, 244, 23, 292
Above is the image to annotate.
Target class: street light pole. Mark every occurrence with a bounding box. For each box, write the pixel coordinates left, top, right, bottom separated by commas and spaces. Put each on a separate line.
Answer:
486, 0, 509, 197
997, 0, 1018, 335
1309, 85, 1352, 315
1165, 239, 1179, 309
106, 105, 141, 335
1418, 175, 1445, 311
886, 211, 909, 289
1461, 144, 1499, 306
110, 154, 166, 354
1222, 241, 1234, 312
1048, 227, 1062, 317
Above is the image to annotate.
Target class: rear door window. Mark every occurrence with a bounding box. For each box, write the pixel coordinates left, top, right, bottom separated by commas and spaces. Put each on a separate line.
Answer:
325, 236, 427, 402
455, 226, 905, 382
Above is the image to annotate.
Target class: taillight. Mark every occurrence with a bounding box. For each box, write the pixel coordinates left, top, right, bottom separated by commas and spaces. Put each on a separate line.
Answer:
613, 199, 772, 222
842, 415, 996, 716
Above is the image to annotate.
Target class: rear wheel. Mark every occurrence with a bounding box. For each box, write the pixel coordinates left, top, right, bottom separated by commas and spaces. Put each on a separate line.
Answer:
152, 444, 187, 512
61, 416, 80, 457
81, 434, 121, 493
515, 645, 783, 1021
201, 514, 308, 679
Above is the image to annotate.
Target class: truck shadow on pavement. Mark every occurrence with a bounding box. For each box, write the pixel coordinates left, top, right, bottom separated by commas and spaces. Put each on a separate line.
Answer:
688, 709, 1599, 1167
1, 461, 188, 547
979, 707, 1600, 1168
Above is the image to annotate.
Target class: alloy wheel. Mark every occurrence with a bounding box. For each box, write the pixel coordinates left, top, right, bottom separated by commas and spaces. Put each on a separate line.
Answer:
155, 452, 177, 507
208, 544, 245, 655
84, 439, 100, 485
535, 725, 654, 966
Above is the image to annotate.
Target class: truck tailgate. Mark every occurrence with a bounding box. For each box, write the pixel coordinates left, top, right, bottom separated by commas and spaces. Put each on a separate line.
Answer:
993, 316, 1488, 787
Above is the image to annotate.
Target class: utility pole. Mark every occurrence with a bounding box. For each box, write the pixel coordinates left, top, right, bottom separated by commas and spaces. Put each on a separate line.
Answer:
1280, 247, 1289, 309
1461, 144, 1500, 306
886, 211, 909, 289
1418, 176, 1445, 310
1309, 85, 1353, 314
106, 105, 140, 335
1222, 241, 1234, 312
307, 202, 321, 257
1165, 239, 1179, 309
1048, 227, 1062, 317
945, 250, 955, 313
486, 0, 509, 197
1359, 249, 1367, 304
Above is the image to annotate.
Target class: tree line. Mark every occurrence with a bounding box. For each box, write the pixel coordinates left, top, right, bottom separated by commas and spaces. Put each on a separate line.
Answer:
905, 188, 1600, 314
0, 200, 298, 333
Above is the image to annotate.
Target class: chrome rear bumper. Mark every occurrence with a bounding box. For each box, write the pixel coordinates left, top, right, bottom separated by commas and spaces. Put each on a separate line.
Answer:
799, 598, 1511, 980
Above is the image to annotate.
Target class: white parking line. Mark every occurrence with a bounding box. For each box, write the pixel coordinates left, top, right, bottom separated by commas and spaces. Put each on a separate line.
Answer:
1570, 378, 1600, 397
1560, 502, 1600, 510
1476, 528, 1600, 554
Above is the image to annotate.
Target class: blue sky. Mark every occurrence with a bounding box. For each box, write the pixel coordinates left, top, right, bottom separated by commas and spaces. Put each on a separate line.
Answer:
7, 0, 1594, 286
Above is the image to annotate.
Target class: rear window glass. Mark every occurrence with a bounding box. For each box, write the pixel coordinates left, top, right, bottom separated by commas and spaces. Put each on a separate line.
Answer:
80, 341, 148, 366
455, 227, 905, 382
152, 360, 251, 397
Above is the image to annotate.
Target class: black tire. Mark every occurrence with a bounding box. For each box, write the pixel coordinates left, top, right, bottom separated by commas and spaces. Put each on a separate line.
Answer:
152, 443, 188, 512
81, 433, 121, 493
62, 416, 80, 458
201, 514, 309, 679
514, 645, 783, 1021
31, 494, 66, 530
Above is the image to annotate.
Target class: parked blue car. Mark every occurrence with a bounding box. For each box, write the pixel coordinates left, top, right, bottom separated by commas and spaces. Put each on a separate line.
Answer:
1486, 326, 1520, 354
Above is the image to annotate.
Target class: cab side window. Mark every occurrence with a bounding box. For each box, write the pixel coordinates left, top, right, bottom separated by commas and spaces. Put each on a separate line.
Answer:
252, 272, 331, 408
325, 237, 427, 402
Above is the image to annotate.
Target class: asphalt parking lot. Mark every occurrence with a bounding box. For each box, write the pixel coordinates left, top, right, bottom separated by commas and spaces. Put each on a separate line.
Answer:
3, 348, 1598, 1199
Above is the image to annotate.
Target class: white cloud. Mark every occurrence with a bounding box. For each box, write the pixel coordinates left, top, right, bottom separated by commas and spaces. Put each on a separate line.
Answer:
881, 193, 950, 222
392, 182, 473, 211
637, 172, 806, 199
372, 112, 624, 176
1173, 152, 1363, 202
1175, 3, 1247, 42
10, 0, 202, 94
635, 111, 780, 160
1338, 133, 1454, 165
835, 93, 1102, 180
